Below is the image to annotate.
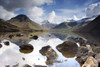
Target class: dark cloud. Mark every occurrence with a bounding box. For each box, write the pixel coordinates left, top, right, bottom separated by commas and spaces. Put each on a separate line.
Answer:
0, 0, 53, 11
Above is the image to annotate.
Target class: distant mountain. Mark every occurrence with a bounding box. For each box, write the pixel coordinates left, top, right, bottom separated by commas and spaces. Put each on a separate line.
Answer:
42, 20, 57, 29
0, 20, 19, 32
54, 22, 78, 29
77, 15, 100, 33
8, 14, 42, 30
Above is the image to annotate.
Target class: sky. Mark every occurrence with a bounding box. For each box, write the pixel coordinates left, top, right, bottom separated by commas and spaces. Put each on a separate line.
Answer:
0, 0, 100, 24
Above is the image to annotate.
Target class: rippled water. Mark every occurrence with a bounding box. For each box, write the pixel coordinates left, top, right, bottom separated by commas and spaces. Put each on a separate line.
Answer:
0, 32, 82, 67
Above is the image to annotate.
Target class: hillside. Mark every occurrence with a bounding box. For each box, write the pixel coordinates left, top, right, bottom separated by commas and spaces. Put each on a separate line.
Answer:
54, 22, 78, 29
8, 14, 43, 31
77, 15, 100, 33
0, 20, 19, 32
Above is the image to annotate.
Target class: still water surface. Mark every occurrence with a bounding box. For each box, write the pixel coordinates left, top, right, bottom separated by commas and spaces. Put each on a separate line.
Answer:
0, 32, 87, 67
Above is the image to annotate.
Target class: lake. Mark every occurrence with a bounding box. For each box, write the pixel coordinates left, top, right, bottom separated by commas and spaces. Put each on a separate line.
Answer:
0, 32, 99, 67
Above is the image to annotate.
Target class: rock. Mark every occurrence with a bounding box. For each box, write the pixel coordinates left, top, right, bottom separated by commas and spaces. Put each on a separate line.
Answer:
34, 65, 47, 67
5, 65, 10, 67
95, 53, 100, 63
56, 41, 78, 58
82, 56, 98, 67
0, 44, 2, 48
23, 64, 32, 67
19, 44, 34, 54
4, 41, 10, 46
9, 35, 14, 39
92, 46, 100, 53
39, 45, 58, 65
13, 63, 19, 67
74, 37, 87, 46
30, 35, 38, 40
76, 46, 95, 64
16, 34, 24, 37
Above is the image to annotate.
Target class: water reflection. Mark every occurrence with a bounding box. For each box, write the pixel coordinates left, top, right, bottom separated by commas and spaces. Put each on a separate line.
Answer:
0, 32, 80, 67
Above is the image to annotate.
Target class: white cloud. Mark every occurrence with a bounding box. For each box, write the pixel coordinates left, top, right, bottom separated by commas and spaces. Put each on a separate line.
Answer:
0, 6, 16, 20
25, 7, 44, 24
86, 2, 100, 17
57, 8, 85, 19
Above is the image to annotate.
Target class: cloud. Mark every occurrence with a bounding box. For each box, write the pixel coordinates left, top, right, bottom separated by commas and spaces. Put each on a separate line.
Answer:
86, 2, 100, 17
25, 7, 44, 24
57, 8, 85, 18
0, 0, 53, 11
0, 6, 16, 20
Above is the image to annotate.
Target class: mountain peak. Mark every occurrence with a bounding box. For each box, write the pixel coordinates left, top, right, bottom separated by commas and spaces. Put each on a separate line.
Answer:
10, 14, 31, 22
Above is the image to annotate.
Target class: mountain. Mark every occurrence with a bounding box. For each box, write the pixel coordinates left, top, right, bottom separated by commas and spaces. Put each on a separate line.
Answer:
0, 20, 19, 32
42, 20, 57, 29
54, 22, 78, 29
77, 15, 100, 33
8, 14, 42, 31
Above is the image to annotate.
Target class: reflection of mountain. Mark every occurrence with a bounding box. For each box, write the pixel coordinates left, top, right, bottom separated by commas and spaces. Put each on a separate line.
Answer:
42, 20, 57, 29
51, 33, 67, 40
8, 14, 42, 30
77, 15, 100, 33
0, 32, 42, 46
54, 22, 77, 29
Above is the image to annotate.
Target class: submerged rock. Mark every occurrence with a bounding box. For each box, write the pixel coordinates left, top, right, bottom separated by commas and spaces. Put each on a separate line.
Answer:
0, 44, 2, 48
16, 34, 24, 37
56, 41, 78, 58
23, 64, 32, 67
30, 35, 38, 40
34, 65, 47, 67
82, 56, 98, 67
39, 45, 58, 65
19, 44, 34, 54
9, 34, 14, 39
4, 41, 10, 46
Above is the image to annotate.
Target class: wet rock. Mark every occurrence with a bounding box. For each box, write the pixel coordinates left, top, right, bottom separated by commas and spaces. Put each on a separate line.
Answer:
95, 53, 100, 64
56, 41, 78, 58
0, 44, 2, 48
23, 64, 32, 67
82, 56, 98, 67
5, 65, 10, 67
39, 45, 58, 65
19, 44, 34, 54
34, 65, 47, 67
92, 46, 100, 54
74, 37, 87, 46
16, 34, 24, 37
39, 45, 50, 56
9, 35, 14, 39
4, 41, 10, 46
76, 46, 95, 64
30, 35, 38, 40
22, 57, 25, 61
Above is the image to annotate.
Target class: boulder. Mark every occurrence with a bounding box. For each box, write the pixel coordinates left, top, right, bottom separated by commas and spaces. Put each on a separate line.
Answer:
76, 46, 95, 64
95, 53, 100, 64
19, 44, 34, 54
39, 45, 58, 65
82, 56, 98, 67
0, 44, 2, 48
4, 41, 10, 46
23, 64, 31, 67
30, 35, 38, 40
56, 41, 78, 58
